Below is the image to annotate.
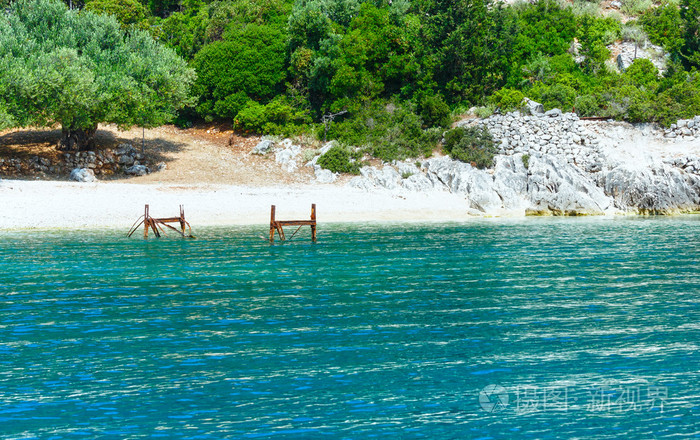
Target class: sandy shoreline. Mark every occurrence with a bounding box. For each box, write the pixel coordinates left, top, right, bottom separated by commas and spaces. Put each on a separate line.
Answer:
0, 179, 478, 229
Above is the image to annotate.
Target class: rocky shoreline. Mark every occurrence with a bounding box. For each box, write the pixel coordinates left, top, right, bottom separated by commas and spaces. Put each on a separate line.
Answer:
340, 106, 700, 216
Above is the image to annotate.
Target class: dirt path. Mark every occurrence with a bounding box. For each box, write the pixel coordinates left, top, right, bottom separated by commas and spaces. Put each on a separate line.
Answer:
0, 123, 319, 186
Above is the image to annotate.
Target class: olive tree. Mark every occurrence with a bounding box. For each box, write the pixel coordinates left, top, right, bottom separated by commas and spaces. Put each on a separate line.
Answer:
0, 0, 195, 150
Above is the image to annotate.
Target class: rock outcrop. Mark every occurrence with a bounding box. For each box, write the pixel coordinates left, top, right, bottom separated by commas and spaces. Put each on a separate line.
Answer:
70, 168, 97, 183
346, 105, 700, 216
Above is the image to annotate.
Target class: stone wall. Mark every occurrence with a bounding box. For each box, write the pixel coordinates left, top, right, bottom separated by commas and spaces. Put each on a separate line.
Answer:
462, 110, 604, 172
662, 117, 700, 140
0, 143, 155, 179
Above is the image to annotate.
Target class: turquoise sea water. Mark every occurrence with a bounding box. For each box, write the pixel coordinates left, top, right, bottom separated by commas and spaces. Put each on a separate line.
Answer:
0, 218, 698, 439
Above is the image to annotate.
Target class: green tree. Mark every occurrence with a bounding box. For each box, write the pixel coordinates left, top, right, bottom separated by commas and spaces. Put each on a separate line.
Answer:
0, 0, 195, 150
640, 1, 683, 54
415, 0, 516, 104
191, 23, 286, 119
84, 0, 149, 27
680, 0, 700, 68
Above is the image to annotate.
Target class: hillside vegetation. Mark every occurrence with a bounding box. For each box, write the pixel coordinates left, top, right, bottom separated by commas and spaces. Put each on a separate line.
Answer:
1, 0, 700, 162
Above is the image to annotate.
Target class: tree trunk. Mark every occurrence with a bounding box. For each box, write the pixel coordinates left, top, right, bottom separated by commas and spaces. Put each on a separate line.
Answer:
58, 125, 98, 151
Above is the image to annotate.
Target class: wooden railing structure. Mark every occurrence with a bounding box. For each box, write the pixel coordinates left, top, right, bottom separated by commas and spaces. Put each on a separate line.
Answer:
269, 204, 317, 242
127, 204, 194, 238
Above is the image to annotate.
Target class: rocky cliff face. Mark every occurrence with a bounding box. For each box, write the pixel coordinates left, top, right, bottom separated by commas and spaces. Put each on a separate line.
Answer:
347, 109, 700, 216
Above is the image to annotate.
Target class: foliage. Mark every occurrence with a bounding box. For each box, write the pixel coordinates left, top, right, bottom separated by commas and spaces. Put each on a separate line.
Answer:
233, 96, 311, 135
474, 105, 496, 118
521, 153, 530, 169
574, 94, 601, 116
442, 126, 496, 169
84, 0, 149, 27
328, 101, 439, 161
490, 88, 525, 111
5, 0, 700, 157
417, 94, 452, 128
621, 0, 653, 16
639, 2, 683, 53
653, 72, 700, 125
577, 15, 620, 73
316, 144, 360, 174
0, 0, 194, 149
531, 82, 577, 110
191, 24, 286, 119
680, 0, 700, 68
416, 0, 517, 104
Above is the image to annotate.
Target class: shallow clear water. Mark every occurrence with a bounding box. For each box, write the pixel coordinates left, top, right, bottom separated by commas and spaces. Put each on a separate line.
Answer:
0, 218, 698, 439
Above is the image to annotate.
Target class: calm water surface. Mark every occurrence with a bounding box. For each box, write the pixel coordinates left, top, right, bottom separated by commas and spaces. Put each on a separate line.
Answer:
0, 218, 698, 439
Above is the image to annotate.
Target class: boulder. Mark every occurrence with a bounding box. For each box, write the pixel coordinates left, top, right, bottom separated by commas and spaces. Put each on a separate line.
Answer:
424, 157, 502, 212
402, 173, 435, 192
525, 155, 612, 215
360, 165, 402, 190
544, 108, 562, 118
347, 176, 376, 191
603, 163, 700, 213
116, 143, 135, 155
252, 139, 274, 155
492, 155, 529, 211
125, 165, 149, 176
395, 161, 420, 178
314, 166, 337, 184
522, 98, 545, 116
118, 154, 135, 165
70, 168, 97, 183
275, 145, 301, 172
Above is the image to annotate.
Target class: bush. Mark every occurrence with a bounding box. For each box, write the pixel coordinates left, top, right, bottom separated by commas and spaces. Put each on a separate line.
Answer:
234, 97, 311, 135
574, 94, 601, 116
418, 95, 452, 128
442, 126, 496, 169
317, 145, 361, 174
621, 0, 653, 16
474, 105, 496, 118
639, 2, 683, 53
191, 24, 286, 119
84, 0, 149, 27
490, 88, 525, 112
531, 82, 577, 110
328, 101, 438, 161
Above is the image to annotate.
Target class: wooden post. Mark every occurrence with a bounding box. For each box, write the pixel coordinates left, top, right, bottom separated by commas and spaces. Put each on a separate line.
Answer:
179, 205, 185, 235
269, 205, 276, 243
144, 204, 149, 238
311, 203, 317, 242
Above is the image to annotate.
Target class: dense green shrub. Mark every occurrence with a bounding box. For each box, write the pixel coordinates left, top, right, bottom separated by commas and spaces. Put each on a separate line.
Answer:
328, 102, 439, 161
317, 145, 361, 174
577, 15, 620, 72
191, 24, 286, 119
490, 88, 525, 112
418, 95, 452, 128
531, 82, 577, 110
680, 0, 700, 68
84, 0, 149, 27
640, 2, 683, 53
234, 97, 311, 135
653, 73, 700, 125
442, 126, 496, 169
574, 94, 601, 116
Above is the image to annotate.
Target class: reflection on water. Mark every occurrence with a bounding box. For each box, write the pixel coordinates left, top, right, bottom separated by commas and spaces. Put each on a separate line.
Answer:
0, 218, 698, 438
